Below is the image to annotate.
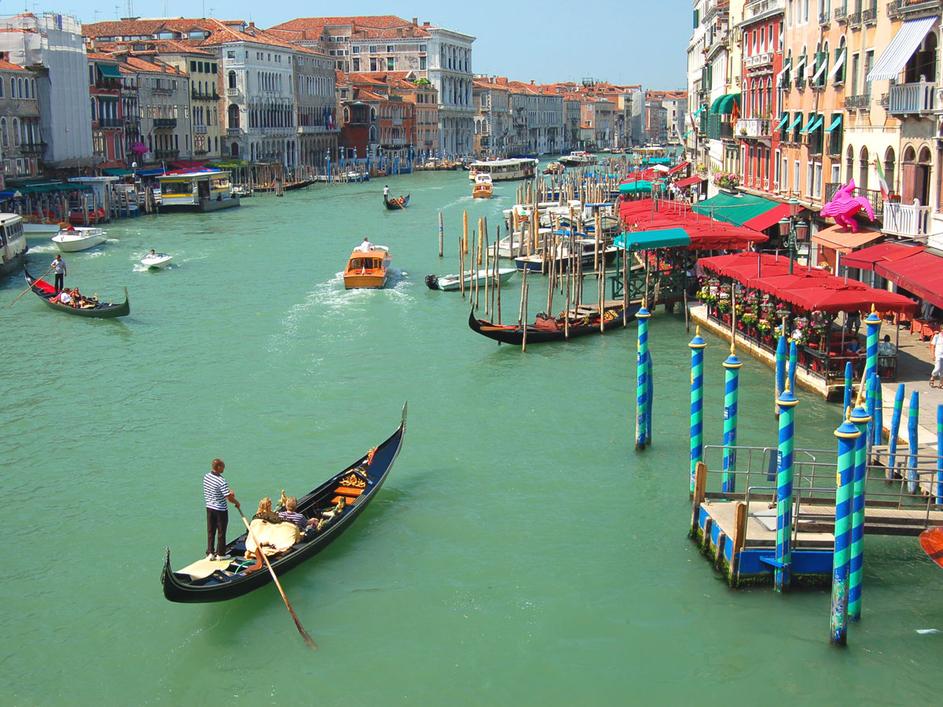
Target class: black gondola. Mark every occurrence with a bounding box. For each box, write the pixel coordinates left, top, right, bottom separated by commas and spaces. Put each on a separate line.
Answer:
468, 303, 640, 345
24, 268, 129, 319
383, 194, 410, 210
161, 405, 407, 603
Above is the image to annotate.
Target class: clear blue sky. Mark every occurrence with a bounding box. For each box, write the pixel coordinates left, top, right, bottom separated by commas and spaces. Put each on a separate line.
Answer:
33, 0, 690, 88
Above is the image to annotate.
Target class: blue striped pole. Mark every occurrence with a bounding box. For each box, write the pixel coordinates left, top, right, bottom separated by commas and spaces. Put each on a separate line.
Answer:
774, 383, 799, 592
775, 334, 786, 416
646, 353, 654, 443
872, 375, 883, 449
887, 384, 905, 481
907, 391, 920, 494
689, 328, 707, 493
635, 304, 652, 450
865, 373, 877, 457
788, 340, 798, 394
830, 414, 860, 646
722, 343, 743, 493
843, 361, 854, 415
848, 402, 871, 622
936, 405, 943, 504
864, 308, 881, 452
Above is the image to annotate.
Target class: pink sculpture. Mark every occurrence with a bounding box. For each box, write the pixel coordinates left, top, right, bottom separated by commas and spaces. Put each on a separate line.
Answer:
820, 179, 876, 233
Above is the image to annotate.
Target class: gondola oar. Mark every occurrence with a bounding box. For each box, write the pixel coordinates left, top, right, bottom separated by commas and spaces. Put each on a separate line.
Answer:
8, 266, 53, 307
237, 507, 317, 650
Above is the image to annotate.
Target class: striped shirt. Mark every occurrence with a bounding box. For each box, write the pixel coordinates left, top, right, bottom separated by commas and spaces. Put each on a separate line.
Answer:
278, 510, 308, 529
203, 472, 230, 511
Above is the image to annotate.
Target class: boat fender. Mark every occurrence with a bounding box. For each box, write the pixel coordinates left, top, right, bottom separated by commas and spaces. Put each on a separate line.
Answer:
424, 274, 440, 290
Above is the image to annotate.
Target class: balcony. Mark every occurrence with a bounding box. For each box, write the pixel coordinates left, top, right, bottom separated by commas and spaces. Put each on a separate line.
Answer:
152, 86, 174, 96
154, 149, 179, 159
843, 94, 871, 110
834, 7, 848, 22
297, 125, 330, 134
226, 87, 240, 98
735, 117, 771, 139
745, 0, 785, 21
707, 114, 734, 140
745, 52, 773, 69
847, 10, 862, 25
20, 141, 45, 155
818, 11, 830, 26
95, 117, 122, 129
883, 199, 931, 240
154, 118, 177, 129
862, 5, 878, 23
826, 182, 884, 218
193, 125, 208, 134
226, 127, 241, 136
888, 0, 943, 20
888, 81, 938, 116
192, 89, 220, 100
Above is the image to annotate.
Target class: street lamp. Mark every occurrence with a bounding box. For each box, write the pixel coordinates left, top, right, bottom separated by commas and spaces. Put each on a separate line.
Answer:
778, 197, 809, 274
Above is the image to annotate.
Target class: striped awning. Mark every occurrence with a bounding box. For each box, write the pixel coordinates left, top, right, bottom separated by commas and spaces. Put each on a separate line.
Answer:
867, 17, 937, 82
775, 113, 790, 130
788, 114, 804, 131
825, 115, 843, 133
802, 115, 824, 134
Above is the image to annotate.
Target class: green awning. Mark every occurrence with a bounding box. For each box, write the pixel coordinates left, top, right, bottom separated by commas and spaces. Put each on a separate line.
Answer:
692, 192, 783, 227
825, 115, 843, 133
691, 106, 705, 117
96, 63, 122, 79
788, 114, 803, 131
619, 181, 654, 194
709, 93, 740, 115
775, 113, 790, 130
801, 115, 824, 134
614, 228, 690, 251
12, 182, 92, 195
102, 168, 135, 176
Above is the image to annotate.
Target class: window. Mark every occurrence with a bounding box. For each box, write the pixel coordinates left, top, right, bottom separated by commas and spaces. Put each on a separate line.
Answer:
190, 60, 197, 72
228, 70, 236, 89
850, 53, 859, 94
227, 51, 235, 59
794, 160, 800, 192
386, 45, 394, 53
352, 46, 360, 54
369, 45, 377, 53
387, 57, 395, 71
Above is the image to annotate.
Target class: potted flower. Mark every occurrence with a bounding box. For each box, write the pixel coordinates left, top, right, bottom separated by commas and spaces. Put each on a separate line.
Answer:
713, 172, 741, 193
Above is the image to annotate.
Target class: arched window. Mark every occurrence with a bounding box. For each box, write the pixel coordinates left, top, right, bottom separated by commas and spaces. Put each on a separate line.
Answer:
0, 117, 6, 147
845, 145, 854, 183
858, 146, 869, 191
12, 118, 19, 145
17, 78, 23, 98
228, 70, 236, 89
883, 147, 896, 196
228, 103, 240, 129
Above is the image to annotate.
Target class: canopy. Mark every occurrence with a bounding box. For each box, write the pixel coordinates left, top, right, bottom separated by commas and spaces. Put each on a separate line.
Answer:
742, 202, 794, 232
812, 225, 882, 254
788, 114, 803, 132
674, 175, 704, 189
693, 192, 786, 227
709, 93, 740, 115
867, 17, 937, 82
667, 161, 690, 176
831, 49, 846, 80
619, 181, 654, 194
96, 62, 122, 79
8, 182, 92, 194
775, 113, 790, 130
619, 199, 768, 251
841, 242, 924, 271
699, 253, 917, 314
614, 228, 690, 251
825, 115, 842, 133
801, 115, 824, 134
875, 250, 943, 310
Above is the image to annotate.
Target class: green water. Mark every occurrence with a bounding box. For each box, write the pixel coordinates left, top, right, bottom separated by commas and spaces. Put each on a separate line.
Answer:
1, 172, 940, 705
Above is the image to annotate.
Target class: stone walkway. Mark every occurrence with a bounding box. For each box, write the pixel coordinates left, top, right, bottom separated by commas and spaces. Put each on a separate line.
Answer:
878, 320, 940, 447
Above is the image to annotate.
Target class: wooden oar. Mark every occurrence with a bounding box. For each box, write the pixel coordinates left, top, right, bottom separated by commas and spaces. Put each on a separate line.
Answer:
8, 266, 53, 307
237, 508, 317, 650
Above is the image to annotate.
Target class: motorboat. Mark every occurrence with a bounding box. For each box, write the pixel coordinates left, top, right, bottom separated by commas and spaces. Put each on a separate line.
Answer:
472, 173, 493, 199
424, 267, 516, 291
344, 244, 391, 289
559, 151, 596, 167
141, 251, 173, 269
51, 226, 108, 252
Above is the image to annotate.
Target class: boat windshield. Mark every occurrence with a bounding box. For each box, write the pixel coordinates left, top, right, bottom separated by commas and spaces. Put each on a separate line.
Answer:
349, 258, 380, 270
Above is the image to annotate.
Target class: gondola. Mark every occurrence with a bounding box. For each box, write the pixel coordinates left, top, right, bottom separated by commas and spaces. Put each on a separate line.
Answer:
24, 268, 129, 318
468, 302, 640, 345
383, 194, 410, 210
161, 404, 407, 603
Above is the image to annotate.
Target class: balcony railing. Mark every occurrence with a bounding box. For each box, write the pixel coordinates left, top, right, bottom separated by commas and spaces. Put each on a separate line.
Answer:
883, 199, 931, 240
192, 89, 220, 100
888, 81, 937, 115
20, 141, 45, 155
153, 118, 177, 129
862, 5, 878, 23
735, 117, 771, 139
226, 127, 241, 136
843, 94, 871, 110
834, 7, 848, 21
95, 117, 122, 128
154, 149, 179, 159
825, 182, 884, 218
193, 125, 208, 134
152, 87, 174, 96
847, 10, 862, 24
888, 0, 943, 20
745, 52, 774, 69
226, 87, 240, 97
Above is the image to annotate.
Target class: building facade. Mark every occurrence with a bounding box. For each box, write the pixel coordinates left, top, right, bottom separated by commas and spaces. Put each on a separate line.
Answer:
87, 53, 125, 167
0, 58, 42, 180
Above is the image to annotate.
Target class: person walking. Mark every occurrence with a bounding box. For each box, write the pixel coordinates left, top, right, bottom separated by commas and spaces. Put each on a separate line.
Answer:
931, 330, 943, 389
50, 255, 67, 293
203, 458, 240, 560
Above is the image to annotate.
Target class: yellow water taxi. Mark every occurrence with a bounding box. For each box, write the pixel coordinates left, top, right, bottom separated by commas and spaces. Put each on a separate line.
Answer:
343, 243, 392, 289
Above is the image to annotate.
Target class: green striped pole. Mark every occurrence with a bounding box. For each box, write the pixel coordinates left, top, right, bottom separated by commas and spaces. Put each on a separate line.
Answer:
843, 362, 854, 414
646, 353, 654, 443
774, 383, 799, 592
936, 405, 943, 504
830, 414, 860, 646
635, 304, 652, 450
872, 375, 883, 449
722, 343, 743, 493
887, 384, 905, 481
907, 391, 919, 494
787, 340, 798, 394
864, 308, 881, 452
775, 334, 786, 417
689, 327, 707, 493
848, 402, 871, 623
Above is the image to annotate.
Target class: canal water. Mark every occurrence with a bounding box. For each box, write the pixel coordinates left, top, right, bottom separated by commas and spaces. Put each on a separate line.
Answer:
1, 170, 939, 704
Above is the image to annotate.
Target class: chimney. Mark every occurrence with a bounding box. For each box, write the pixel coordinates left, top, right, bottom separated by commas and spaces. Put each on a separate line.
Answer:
412, 17, 418, 25
423, 21, 430, 27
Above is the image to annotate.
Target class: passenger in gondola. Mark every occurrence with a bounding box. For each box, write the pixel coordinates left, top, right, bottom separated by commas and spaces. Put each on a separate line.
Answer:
55, 288, 74, 305
253, 496, 289, 524
277, 497, 309, 530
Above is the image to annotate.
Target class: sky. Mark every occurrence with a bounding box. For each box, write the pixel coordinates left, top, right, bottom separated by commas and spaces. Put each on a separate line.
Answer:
15, 0, 691, 88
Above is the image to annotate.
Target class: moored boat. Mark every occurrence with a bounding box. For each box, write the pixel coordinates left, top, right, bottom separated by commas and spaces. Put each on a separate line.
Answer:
161, 405, 407, 603
51, 226, 108, 252
559, 151, 596, 167
513, 238, 619, 273
0, 213, 27, 278
425, 267, 516, 291
472, 173, 493, 199
543, 161, 565, 175
383, 194, 410, 210
468, 302, 640, 345
344, 244, 392, 289
24, 268, 129, 318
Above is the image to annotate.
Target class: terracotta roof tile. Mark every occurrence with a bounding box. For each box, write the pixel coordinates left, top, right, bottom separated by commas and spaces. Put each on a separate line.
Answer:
0, 58, 27, 72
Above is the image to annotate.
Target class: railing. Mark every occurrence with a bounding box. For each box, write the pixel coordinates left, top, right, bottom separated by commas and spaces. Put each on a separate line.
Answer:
735, 117, 771, 138
745, 0, 784, 19
152, 87, 174, 96
153, 118, 177, 129
226, 87, 240, 97
883, 199, 932, 240
818, 11, 831, 25
888, 0, 943, 19
96, 118, 122, 128
193, 125, 208, 134
862, 3, 878, 22
888, 81, 937, 115
20, 141, 45, 155
745, 52, 773, 68
847, 9, 862, 23
226, 127, 241, 136
192, 90, 220, 100
834, 7, 848, 21
825, 181, 884, 218
154, 149, 178, 159
843, 94, 871, 110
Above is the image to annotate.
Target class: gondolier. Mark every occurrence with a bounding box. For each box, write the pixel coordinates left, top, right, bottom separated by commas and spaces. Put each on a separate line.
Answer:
50, 255, 66, 293
203, 458, 240, 560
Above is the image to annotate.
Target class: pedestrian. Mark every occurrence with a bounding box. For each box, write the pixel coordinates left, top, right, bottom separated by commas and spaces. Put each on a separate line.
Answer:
50, 254, 66, 293
931, 330, 943, 389
203, 458, 240, 561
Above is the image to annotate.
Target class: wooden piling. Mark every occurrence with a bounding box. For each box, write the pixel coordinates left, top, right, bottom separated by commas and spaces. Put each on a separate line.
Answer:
438, 211, 444, 257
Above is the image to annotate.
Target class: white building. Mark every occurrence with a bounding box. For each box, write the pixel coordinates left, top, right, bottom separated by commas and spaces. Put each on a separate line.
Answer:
425, 26, 475, 156
0, 12, 94, 167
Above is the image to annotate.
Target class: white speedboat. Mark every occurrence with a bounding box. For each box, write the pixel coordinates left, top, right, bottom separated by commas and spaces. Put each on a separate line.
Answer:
51, 227, 107, 252
425, 268, 516, 291
141, 252, 173, 269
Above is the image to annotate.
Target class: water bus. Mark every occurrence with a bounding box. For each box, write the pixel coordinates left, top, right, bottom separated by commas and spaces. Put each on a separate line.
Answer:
468, 158, 537, 182
157, 170, 240, 212
0, 213, 27, 278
